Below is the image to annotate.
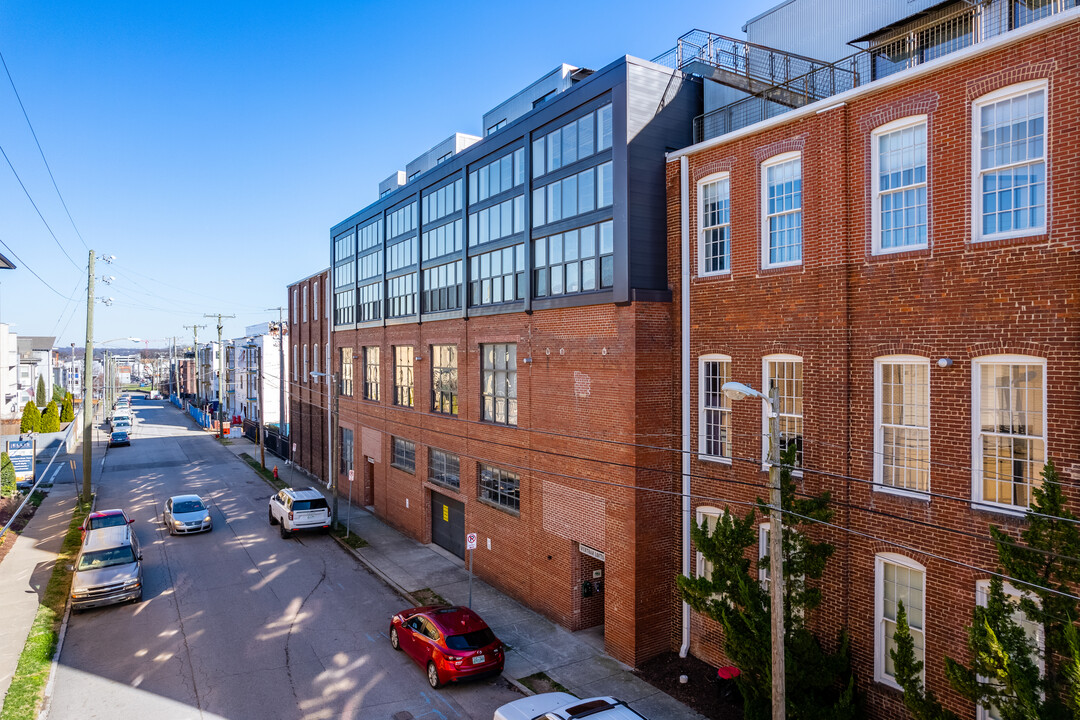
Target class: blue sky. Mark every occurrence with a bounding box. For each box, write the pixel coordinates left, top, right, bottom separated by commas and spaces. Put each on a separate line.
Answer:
0, 0, 778, 348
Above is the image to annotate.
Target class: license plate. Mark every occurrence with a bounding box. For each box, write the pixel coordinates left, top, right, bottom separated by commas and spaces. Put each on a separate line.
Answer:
472, 654, 485, 664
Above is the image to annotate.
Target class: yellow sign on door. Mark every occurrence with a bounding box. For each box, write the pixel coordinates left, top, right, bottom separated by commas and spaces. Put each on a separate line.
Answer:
443, 505, 449, 522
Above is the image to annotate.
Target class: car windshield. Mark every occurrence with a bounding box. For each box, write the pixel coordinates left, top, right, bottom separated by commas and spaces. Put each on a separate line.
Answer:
173, 500, 205, 514
77, 546, 136, 571
444, 628, 496, 650
292, 499, 328, 511
89, 514, 127, 530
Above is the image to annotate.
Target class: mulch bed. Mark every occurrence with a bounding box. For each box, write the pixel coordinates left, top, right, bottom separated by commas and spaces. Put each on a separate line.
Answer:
633, 652, 744, 719
0, 495, 39, 566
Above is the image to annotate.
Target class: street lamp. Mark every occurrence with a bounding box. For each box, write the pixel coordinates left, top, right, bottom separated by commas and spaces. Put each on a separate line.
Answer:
722, 380, 786, 720
309, 370, 339, 531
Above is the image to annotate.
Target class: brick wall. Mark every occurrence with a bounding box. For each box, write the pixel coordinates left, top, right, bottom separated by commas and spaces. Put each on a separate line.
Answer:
288, 270, 329, 482
669, 20, 1080, 716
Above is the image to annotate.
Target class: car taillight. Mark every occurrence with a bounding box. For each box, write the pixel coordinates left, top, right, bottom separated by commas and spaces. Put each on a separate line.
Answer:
442, 652, 461, 664
288, 511, 293, 521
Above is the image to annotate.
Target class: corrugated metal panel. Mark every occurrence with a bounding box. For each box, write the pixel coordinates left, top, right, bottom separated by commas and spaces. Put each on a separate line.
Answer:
480, 64, 577, 133
744, 0, 949, 61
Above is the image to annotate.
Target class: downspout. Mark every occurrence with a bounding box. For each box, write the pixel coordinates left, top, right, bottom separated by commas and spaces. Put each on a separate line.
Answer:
679, 154, 692, 658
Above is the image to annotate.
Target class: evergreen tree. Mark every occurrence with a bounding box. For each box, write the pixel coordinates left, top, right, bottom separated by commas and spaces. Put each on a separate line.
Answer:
60, 393, 75, 423
52, 383, 66, 402
0, 451, 14, 497
677, 445, 857, 719
19, 400, 40, 433
40, 401, 60, 432
35, 375, 46, 406
890, 602, 960, 720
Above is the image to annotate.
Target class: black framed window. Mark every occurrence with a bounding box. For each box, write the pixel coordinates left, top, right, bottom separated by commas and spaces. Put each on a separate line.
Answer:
481, 343, 517, 425
392, 437, 416, 473
429, 448, 460, 489
422, 261, 462, 313
363, 346, 380, 401
533, 220, 614, 297
469, 244, 525, 306
479, 464, 519, 512
431, 345, 458, 415
394, 346, 414, 407
340, 428, 354, 477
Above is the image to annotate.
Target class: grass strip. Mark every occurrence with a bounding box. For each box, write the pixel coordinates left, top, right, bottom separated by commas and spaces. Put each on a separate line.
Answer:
411, 587, 450, 607
239, 453, 287, 491
0, 498, 91, 720
330, 525, 369, 549
518, 671, 573, 696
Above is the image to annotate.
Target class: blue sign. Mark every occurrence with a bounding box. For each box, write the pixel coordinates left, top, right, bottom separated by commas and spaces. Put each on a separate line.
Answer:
7, 439, 34, 481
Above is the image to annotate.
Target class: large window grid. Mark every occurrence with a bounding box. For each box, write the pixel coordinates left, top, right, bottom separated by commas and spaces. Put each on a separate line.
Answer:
973, 356, 1045, 511
533, 221, 613, 297
699, 174, 731, 274
422, 261, 462, 313
469, 148, 525, 204
479, 464, 520, 512
532, 103, 612, 179
699, 356, 732, 461
431, 345, 458, 415
482, 343, 517, 425
392, 437, 416, 473
875, 358, 930, 495
470, 245, 525, 306
532, 162, 612, 228
393, 346, 414, 407
764, 355, 803, 469
873, 117, 928, 253
358, 251, 382, 281
339, 347, 353, 396
694, 507, 722, 580
358, 282, 381, 322
429, 448, 461, 489
422, 219, 463, 261
386, 273, 416, 318
387, 203, 417, 239
387, 239, 415, 272
358, 219, 382, 252
469, 196, 525, 247
876, 554, 925, 688
423, 179, 463, 223
334, 261, 355, 288
363, 346, 380, 401
762, 153, 803, 268
974, 81, 1046, 241
334, 289, 355, 325
334, 231, 355, 262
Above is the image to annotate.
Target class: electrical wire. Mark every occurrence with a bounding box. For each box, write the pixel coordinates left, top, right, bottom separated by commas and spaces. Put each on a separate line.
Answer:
0, 235, 81, 300
0, 141, 81, 271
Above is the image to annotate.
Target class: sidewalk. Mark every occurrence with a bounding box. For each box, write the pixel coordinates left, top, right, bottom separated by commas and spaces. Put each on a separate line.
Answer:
218, 432, 705, 720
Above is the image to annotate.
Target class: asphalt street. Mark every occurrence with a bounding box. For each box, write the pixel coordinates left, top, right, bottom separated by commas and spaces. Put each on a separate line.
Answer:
47, 398, 520, 720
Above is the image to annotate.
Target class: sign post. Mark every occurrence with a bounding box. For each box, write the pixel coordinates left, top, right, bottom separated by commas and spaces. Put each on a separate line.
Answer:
346, 468, 355, 538
466, 532, 478, 608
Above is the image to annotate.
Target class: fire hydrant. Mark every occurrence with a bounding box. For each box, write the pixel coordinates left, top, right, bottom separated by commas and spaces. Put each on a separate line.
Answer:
273, 465, 279, 480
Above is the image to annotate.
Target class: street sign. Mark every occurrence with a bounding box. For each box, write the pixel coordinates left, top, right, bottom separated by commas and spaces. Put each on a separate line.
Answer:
466, 532, 477, 550
348, 469, 354, 483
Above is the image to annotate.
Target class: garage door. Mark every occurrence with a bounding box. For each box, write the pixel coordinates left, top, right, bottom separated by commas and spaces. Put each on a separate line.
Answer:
431, 492, 465, 559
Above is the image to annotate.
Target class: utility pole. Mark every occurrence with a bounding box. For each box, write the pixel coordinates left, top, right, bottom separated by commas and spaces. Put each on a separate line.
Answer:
767, 385, 785, 720
267, 307, 286, 433
184, 324, 206, 404
257, 345, 266, 468
204, 314, 234, 435
81, 251, 94, 503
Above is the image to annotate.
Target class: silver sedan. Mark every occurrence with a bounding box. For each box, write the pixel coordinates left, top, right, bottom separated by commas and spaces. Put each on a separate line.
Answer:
163, 494, 212, 535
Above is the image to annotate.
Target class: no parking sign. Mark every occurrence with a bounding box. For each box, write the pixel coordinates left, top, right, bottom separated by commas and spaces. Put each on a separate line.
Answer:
466, 532, 477, 550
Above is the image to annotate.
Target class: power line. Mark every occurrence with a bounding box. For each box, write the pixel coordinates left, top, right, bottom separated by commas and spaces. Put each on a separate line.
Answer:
0, 141, 81, 271
0, 48, 89, 251
0, 235, 80, 299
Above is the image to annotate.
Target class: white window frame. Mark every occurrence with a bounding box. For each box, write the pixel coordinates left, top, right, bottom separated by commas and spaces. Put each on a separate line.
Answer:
874, 355, 931, 499
975, 579, 1044, 720
303, 286, 308, 322
313, 343, 319, 376
971, 355, 1046, 514
694, 506, 723, 580
698, 172, 732, 276
292, 289, 298, 324
760, 151, 803, 269
292, 345, 297, 381
875, 553, 927, 689
872, 115, 928, 254
313, 281, 319, 320
971, 79, 1048, 243
758, 522, 771, 591
698, 354, 732, 463
762, 354, 803, 473
302, 343, 308, 383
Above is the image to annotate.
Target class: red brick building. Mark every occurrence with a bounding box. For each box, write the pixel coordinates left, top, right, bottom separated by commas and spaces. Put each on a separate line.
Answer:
667, 10, 1080, 717
288, 269, 330, 484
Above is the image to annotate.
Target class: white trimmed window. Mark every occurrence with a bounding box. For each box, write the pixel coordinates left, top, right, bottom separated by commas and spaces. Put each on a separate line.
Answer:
699, 355, 731, 461
872, 116, 928, 253
972, 80, 1047, 242
303, 286, 308, 322
875, 356, 930, 496
698, 173, 731, 275
302, 344, 308, 383
313, 281, 319, 319
695, 506, 723, 582
292, 289, 298, 324
973, 355, 1045, 511
758, 522, 771, 591
761, 152, 802, 268
313, 343, 319, 376
763, 354, 803, 469
976, 580, 1044, 720
876, 553, 926, 688
292, 345, 297, 381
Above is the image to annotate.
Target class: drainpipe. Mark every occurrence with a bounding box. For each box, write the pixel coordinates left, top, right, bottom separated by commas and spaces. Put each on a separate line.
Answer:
679, 155, 692, 658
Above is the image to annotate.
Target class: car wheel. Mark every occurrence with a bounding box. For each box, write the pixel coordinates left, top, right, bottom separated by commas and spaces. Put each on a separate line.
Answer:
280, 524, 290, 539
268, 509, 277, 526
390, 627, 400, 650
427, 661, 441, 689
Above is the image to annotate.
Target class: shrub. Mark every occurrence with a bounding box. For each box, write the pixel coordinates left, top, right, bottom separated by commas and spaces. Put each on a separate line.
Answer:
35, 376, 46, 406
40, 401, 60, 432
60, 394, 74, 423
20, 401, 40, 433
0, 451, 14, 497
51, 384, 66, 402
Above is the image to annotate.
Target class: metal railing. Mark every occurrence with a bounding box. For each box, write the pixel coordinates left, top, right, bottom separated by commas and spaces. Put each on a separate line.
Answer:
669, 0, 1080, 143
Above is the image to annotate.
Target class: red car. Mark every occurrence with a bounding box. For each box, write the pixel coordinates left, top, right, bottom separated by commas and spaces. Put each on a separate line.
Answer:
80, 508, 134, 536
390, 605, 504, 688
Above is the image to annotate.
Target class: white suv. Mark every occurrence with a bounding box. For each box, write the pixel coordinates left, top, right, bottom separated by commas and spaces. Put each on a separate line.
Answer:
495, 694, 648, 720
268, 487, 331, 538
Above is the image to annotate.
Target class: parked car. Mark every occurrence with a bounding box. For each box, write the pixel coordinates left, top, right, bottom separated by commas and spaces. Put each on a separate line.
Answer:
163, 494, 212, 535
390, 605, 504, 688
112, 419, 132, 435
82, 508, 135, 535
109, 431, 130, 447
268, 487, 331, 538
70, 524, 142, 610
494, 694, 648, 720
